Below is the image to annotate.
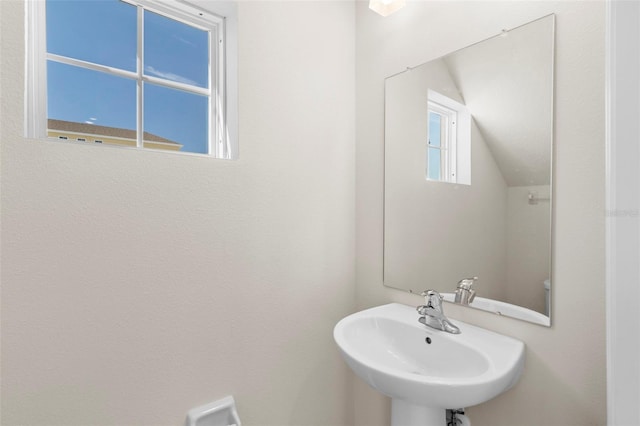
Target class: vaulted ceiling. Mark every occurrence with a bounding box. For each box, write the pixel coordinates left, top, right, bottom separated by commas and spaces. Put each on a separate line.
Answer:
444, 15, 554, 187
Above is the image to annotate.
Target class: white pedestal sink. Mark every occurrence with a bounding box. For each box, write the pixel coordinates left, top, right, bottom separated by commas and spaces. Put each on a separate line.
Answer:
333, 303, 525, 426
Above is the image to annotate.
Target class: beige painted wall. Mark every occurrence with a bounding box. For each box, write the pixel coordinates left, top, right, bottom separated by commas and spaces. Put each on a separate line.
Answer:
0, 1, 355, 425
356, 1, 606, 425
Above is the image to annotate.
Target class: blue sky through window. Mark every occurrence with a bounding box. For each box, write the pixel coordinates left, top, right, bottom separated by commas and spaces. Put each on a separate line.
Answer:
47, 0, 137, 71
428, 111, 441, 147
46, 0, 210, 154
144, 9, 209, 89
48, 60, 137, 129
145, 83, 208, 154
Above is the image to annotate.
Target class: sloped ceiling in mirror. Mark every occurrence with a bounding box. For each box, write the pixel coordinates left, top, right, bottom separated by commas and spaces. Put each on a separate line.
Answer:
443, 17, 554, 187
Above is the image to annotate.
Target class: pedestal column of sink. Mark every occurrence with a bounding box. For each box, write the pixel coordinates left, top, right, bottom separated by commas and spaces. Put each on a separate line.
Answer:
391, 399, 446, 426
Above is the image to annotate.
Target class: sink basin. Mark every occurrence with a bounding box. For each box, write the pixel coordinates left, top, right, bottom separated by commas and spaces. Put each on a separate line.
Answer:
333, 303, 525, 425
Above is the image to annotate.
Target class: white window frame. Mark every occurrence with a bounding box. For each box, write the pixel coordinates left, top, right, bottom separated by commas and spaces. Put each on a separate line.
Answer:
25, 0, 238, 159
426, 90, 471, 185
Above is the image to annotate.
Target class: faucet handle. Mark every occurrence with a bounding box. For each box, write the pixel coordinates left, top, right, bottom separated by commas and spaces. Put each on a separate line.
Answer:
457, 277, 478, 290
420, 289, 443, 307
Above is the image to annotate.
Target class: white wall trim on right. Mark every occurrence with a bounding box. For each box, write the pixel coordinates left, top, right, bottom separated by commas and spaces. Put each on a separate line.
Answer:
606, 1, 640, 424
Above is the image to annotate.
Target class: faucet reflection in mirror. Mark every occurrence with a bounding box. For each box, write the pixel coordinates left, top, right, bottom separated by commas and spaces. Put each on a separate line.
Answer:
369, 0, 405, 17
454, 277, 478, 306
383, 15, 554, 327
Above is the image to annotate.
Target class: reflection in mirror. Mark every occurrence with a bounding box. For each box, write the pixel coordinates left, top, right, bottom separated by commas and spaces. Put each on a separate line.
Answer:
384, 15, 554, 326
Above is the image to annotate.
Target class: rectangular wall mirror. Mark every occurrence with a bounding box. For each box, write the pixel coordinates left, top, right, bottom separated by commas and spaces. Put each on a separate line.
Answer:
384, 14, 555, 326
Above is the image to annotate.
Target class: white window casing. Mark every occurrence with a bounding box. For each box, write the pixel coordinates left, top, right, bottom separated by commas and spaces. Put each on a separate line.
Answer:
427, 90, 471, 185
25, 0, 238, 159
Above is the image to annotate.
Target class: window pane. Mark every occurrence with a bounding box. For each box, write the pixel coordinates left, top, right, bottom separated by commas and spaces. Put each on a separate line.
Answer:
144, 83, 209, 154
144, 10, 209, 89
47, 61, 137, 146
46, 0, 137, 72
428, 111, 442, 147
427, 147, 441, 181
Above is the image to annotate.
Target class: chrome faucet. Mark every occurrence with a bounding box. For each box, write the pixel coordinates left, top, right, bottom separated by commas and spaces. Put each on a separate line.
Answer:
417, 290, 461, 334
454, 277, 478, 306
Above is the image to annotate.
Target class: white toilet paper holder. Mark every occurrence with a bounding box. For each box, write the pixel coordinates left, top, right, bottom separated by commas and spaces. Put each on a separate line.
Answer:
185, 395, 241, 426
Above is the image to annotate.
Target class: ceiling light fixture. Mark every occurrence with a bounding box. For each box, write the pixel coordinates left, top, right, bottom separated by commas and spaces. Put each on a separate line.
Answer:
369, 0, 406, 17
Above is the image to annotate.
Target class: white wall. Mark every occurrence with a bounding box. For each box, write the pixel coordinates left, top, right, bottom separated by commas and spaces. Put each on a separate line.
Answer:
606, 1, 640, 423
0, 1, 356, 425
506, 185, 551, 314
356, 2, 606, 425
